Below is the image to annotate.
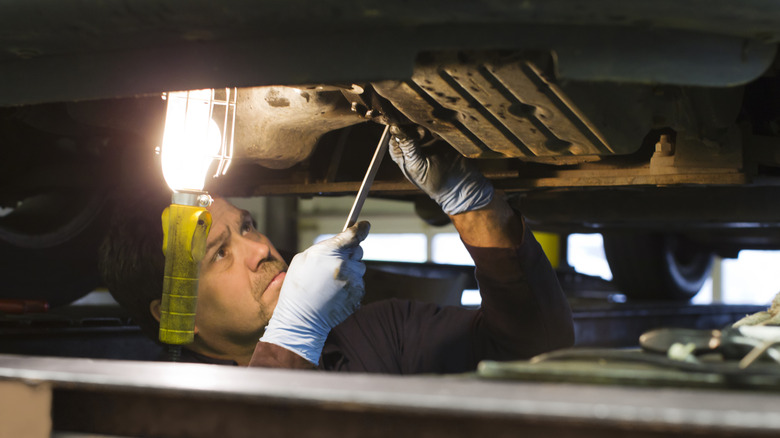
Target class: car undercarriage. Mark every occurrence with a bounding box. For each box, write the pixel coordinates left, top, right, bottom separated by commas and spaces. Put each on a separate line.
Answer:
3, 1, 780, 436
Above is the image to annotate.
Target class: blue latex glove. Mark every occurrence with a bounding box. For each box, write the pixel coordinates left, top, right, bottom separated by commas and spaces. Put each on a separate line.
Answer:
389, 133, 494, 215
260, 221, 370, 364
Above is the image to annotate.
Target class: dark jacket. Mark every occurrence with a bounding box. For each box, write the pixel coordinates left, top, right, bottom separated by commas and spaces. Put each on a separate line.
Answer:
317, 223, 574, 374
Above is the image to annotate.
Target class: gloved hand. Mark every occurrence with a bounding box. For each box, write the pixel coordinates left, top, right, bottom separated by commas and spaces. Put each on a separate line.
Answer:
389, 127, 494, 215
260, 221, 370, 365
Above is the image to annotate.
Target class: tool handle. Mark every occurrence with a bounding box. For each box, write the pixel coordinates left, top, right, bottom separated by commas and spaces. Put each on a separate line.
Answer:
343, 125, 391, 232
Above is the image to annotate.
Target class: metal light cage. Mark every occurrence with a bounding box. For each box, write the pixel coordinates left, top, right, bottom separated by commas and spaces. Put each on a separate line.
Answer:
162, 87, 238, 182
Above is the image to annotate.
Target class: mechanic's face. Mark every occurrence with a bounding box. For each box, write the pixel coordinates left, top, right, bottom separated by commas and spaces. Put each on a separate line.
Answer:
193, 198, 288, 354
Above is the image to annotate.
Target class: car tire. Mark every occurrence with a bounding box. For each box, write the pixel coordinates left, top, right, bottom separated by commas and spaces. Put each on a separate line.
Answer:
413, 196, 451, 227
602, 232, 714, 301
0, 191, 109, 307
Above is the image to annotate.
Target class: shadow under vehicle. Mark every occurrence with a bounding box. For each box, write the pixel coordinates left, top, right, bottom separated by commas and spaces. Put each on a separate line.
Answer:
3, 0, 780, 309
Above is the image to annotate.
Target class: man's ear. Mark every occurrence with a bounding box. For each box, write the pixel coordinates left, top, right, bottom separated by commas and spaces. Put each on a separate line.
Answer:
149, 299, 162, 322
150, 299, 200, 335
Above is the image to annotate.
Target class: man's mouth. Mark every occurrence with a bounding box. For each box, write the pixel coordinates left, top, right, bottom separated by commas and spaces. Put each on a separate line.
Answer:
263, 271, 286, 295
254, 258, 288, 302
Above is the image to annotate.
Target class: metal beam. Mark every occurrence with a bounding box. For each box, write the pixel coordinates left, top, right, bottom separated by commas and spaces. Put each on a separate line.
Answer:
1, 354, 780, 437
0, 1, 777, 105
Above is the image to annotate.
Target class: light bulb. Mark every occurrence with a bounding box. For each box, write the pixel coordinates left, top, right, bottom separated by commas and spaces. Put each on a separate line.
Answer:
161, 89, 223, 192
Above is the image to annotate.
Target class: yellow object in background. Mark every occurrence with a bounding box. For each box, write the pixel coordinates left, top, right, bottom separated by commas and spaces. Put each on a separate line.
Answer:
533, 231, 560, 269
159, 204, 212, 345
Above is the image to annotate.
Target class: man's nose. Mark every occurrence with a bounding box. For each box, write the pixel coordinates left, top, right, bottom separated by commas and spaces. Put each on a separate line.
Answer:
244, 236, 271, 271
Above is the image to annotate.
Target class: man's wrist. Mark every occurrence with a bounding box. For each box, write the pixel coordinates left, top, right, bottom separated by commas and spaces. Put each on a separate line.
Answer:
248, 341, 316, 369
259, 320, 327, 365
450, 193, 524, 248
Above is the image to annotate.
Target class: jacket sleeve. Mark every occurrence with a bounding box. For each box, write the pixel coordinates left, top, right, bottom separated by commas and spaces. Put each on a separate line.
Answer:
322, 214, 574, 374
463, 220, 575, 362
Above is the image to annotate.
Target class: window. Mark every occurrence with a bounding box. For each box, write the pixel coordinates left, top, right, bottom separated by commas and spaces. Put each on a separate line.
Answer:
431, 233, 474, 265
566, 233, 779, 305
315, 233, 428, 263
567, 233, 612, 281
720, 251, 780, 305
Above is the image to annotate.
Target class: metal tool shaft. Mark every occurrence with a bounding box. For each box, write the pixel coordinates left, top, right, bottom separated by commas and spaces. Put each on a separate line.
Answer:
343, 125, 391, 232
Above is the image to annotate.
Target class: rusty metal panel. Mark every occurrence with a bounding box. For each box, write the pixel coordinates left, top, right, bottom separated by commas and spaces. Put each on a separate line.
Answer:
413, 56, 534, 157
443, 62, 561, 156
375, 53, 615, 160
234, 87, 366, 169
371, 80, 490, 157
486, 60, 613, 155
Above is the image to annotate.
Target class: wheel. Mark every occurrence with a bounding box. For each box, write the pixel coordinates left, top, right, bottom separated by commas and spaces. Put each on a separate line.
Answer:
602, 232, 714, 301
0, 190, 109, 307
413, 196, 450, 227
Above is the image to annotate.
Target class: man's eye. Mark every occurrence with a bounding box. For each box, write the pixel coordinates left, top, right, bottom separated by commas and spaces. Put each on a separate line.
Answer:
241, 220, 254, 234
213, 246, 227, 262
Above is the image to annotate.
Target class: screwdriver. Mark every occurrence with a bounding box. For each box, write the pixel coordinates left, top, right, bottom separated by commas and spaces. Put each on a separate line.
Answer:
343, 125, 391, 231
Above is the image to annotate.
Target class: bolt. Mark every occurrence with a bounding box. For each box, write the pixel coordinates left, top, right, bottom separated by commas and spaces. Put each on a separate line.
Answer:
197, 194, 213, 208
350, 101, 374, 119
655, 134, 674, 156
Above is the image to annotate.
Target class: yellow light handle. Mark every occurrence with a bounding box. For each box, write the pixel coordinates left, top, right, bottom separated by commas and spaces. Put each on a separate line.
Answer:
159, 204, 212, 345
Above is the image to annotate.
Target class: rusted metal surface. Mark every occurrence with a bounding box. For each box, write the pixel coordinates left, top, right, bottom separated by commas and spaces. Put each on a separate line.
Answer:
1, 354, 780, 437
227, 163, 744, 197
372, 80, 491, 157
375, 53, 618, 160
488, 60, 612, 154
233, 87, 366, 169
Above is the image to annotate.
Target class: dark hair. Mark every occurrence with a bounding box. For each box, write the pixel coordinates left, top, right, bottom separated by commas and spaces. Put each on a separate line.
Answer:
99, 189, 170, 341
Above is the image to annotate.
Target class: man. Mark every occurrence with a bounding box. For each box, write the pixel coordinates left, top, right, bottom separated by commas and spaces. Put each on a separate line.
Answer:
100, 130, 574, 372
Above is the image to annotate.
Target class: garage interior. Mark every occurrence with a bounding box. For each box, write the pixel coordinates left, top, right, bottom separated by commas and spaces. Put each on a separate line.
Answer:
3, 1, 780, 437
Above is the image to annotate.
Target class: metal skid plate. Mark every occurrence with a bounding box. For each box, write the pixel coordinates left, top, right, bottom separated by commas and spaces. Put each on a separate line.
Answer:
374, 52, 617, 161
